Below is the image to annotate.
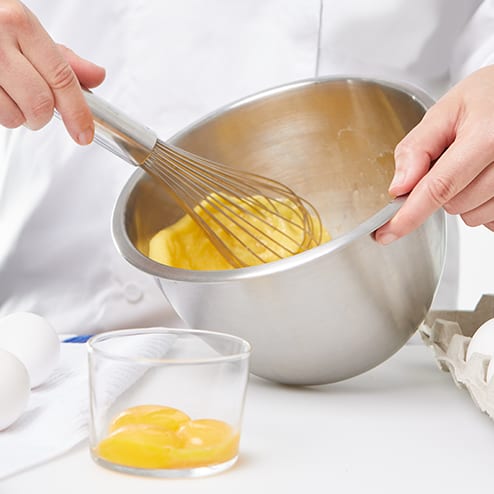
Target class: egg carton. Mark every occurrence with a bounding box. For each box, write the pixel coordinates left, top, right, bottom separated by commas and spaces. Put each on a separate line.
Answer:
419, 294, 494, 420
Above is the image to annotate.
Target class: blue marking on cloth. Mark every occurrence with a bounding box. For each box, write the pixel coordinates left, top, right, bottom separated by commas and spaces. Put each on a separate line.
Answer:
62, 335, 93, 343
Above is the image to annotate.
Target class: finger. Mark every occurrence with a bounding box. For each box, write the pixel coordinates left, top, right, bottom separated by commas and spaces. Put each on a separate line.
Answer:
389, 101, 458, 197
57, 44, 105, 89
444, 162, 494, 215
0, 86, 25, 128
16, 8, 94, 144
0, 5, 55, 129
375, 131, 492, 244
0, 49, 55, 129
461, 197, 494, 227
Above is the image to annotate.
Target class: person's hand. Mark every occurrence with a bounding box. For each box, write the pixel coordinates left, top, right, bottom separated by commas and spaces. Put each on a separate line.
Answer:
375, 64, 494, 244
0, 0, 105, 144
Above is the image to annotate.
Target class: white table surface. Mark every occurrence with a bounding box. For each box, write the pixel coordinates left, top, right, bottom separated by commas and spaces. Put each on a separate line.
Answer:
3, 344, 494, 494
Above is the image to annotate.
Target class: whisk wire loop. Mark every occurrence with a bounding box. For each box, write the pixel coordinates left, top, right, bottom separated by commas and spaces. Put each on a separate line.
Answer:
144, 150, 301, 266
141, 140, 325, 267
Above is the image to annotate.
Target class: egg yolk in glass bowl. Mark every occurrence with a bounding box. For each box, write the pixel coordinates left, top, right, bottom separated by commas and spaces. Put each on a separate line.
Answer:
96, 405, 239, 470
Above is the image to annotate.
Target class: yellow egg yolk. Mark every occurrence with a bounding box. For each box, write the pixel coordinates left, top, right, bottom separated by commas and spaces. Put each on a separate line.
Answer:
109, 405, 190, 433
174, 419, 240, 468
148, 194, 331, 270
96, 405, 239, 470
98, 424, 182, 470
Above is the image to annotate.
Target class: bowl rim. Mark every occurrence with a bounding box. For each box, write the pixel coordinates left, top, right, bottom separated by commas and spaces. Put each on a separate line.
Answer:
170, 74, 435, 143
111, 75, 435, 283
87, 327, 251, 365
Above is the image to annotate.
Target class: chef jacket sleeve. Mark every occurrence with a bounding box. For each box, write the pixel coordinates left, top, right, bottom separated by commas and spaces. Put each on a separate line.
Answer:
450, 0, 494, 81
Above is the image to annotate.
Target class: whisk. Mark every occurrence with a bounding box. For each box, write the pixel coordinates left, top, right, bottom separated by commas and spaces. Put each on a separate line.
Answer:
76, 90, 325, 268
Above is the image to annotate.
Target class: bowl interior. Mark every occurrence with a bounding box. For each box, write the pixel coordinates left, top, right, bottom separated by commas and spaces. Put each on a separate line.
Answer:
124, 78, 427, 258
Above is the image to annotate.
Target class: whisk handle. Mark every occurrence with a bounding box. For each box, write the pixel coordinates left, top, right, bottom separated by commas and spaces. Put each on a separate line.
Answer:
83, 89, 157, 165
54, 89, 157, 166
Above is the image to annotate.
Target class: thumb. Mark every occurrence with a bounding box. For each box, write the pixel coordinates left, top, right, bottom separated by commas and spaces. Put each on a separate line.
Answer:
57, 44, 106, 89
388, 98, 458, 197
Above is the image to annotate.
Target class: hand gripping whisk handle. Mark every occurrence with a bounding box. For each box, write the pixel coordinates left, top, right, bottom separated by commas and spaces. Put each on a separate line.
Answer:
56, 88, 158, 166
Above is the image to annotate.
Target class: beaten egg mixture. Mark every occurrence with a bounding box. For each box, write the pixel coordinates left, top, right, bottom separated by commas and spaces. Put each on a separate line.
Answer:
96, 405, 239, 469
148, 194, 330, 270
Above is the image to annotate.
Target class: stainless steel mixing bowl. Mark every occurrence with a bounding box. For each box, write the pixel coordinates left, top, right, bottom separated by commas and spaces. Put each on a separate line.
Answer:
112, 77, 446, 385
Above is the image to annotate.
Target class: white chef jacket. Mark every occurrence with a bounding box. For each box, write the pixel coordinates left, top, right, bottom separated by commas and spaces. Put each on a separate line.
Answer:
0, 0, 492, 334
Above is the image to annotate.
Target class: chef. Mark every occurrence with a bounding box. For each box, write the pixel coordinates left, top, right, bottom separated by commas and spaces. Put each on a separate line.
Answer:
0, 0, 493, 334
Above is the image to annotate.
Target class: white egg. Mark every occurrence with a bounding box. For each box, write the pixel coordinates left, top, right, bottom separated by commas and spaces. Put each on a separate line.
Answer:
0, 348, 30, 430
0, 312, 60, 388
466, 317, 494, 384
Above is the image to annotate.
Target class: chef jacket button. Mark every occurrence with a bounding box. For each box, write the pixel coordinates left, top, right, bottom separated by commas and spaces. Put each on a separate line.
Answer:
124, 282, 143, 303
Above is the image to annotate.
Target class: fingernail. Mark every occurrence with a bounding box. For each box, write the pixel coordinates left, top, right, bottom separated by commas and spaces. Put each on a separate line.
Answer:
389, 169, 406, 190
377, 232, 398, 245
390, 152, 411, 191
78, 128, 94, 145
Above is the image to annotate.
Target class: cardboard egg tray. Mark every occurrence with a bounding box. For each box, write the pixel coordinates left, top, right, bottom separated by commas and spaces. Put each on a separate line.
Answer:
419, 294, 494, 420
